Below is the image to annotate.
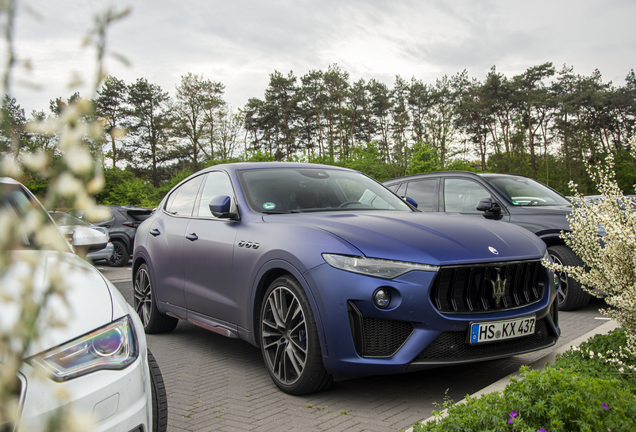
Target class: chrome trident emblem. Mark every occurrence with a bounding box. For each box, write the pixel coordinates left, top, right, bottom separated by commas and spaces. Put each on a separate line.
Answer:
490, 268, 506, 307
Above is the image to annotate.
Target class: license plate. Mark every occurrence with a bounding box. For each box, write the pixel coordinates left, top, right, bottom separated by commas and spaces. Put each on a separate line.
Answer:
469, 315, 535, 344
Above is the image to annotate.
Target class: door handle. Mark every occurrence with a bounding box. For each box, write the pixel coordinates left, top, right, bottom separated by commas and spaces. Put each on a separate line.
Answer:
150, 228, 161, 237
186, 233, 198, 242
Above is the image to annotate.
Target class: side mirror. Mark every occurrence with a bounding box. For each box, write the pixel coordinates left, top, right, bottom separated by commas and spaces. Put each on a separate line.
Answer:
476, 198, 501, 214
403, 196, 418, 208
72, 226, 108, 256
209, 195, 238, 219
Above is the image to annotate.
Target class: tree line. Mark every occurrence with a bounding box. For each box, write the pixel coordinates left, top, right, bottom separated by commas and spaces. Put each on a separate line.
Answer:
2, 62, 635, 205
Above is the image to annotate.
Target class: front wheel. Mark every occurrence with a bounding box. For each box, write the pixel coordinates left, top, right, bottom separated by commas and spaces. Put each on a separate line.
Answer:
260, 276, 332, 395
148, 349, 168, 432
107, 240, 130, 267
548, 245, 591, 311
134, 263, 179, 334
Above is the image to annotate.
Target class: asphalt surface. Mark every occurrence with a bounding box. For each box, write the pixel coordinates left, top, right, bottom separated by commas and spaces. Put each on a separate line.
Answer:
97, 263, 610, 432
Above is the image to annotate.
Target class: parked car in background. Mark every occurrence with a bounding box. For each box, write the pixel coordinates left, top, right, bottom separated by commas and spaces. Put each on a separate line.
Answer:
68, 205, 153, 267
49, 211, 114, 263
383, 171, 588, 311
0, 177, 167, 431
133, 162, 560, 395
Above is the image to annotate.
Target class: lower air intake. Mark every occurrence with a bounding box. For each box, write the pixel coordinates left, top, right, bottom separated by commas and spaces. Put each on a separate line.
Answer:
348, 302, 414, 357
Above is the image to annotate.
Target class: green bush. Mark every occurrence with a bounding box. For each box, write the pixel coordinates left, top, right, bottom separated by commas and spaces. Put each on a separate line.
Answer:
554, 328, 636, 392
416, 330, 636, 432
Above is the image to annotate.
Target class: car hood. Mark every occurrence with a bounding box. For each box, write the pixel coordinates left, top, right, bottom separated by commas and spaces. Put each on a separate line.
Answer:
508, 205, 572, 233
266, 211, 545, 265
0, 250, 114, 358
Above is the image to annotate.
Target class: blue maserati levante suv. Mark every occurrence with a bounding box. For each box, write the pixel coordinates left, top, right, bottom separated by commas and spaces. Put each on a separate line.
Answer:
132, 163, 560, 395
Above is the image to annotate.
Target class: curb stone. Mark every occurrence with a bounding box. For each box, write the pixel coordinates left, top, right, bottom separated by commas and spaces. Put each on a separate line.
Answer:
404, 319, 620, 432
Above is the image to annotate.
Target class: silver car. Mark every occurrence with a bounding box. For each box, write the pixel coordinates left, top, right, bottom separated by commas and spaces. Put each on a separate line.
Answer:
49, 211, 115, 263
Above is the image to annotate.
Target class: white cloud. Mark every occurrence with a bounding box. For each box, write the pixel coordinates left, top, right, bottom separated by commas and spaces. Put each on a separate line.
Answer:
9, 0, 636, 115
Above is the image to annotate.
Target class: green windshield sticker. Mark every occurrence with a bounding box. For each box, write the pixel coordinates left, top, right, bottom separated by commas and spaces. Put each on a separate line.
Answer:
263, 202, 276, 210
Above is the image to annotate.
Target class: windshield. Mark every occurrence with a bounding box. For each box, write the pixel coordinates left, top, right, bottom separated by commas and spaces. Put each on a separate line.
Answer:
484, 175, 571, 207
238, 168, 412, 213
50, 212, 90, 227
0, 183, 64, 250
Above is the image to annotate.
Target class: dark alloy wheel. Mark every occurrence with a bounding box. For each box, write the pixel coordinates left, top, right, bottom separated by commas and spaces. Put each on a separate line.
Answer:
548, 245, 591, 311
148, 349, 168, 432
260, 276, 332, 395
107, 240, 130, 267
134, 263, 178, 334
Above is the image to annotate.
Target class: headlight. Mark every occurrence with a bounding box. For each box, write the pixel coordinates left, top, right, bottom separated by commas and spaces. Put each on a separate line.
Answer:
29, 315, 139, 381
322, 253, 439, 279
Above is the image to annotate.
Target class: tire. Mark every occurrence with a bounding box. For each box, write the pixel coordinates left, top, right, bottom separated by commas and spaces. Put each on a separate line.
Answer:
148, 349, 168, 432
134, 263, 179, 334
260, 275, 332, 395
107, 240, 130, 267
548, 245, 591, 311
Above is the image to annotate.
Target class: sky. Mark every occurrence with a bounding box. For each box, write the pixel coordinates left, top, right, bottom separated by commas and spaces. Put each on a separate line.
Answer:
8, 0, 636, 115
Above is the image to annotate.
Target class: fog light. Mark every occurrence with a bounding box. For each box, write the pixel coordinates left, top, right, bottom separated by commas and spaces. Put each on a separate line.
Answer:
373, 288, 391, 309
553, 272, 559, 287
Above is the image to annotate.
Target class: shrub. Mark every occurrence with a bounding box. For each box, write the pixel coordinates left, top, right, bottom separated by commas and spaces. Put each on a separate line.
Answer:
555, 328, 636, 394
415, 329, 636, 432
543, 139, 636, 354
416, 364, 636, 432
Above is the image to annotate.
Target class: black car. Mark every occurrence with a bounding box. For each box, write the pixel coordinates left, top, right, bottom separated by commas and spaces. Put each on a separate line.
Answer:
384, 171, 588, 311
68, 205, 153, 267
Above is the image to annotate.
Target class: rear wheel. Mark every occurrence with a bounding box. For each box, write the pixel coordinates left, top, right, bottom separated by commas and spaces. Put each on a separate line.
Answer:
148, 349, 168, 432
548, 245, 591, 311
107, 240, 130, 267
134, 263, 178, 333
260, 275, 332, 395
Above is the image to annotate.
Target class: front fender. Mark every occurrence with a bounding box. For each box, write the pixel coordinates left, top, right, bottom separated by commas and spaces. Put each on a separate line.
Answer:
246, 258, 331, 359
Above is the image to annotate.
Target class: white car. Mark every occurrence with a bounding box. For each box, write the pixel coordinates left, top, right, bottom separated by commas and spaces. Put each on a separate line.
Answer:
0, 177, 167, 432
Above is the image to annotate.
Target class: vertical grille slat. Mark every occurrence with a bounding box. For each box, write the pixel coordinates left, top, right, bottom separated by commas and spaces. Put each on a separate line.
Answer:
448, 269, 458, 312
531, 262, 540, 299
464, 268, 475, 312
431, 260, 547, 314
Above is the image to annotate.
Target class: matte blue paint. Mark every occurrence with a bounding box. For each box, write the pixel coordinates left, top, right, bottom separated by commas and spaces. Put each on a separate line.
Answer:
133, 162, 560, 377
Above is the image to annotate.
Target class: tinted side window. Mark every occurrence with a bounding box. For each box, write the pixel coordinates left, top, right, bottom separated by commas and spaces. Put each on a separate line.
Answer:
404, 179, 437, 212
165, 176, 204, 216
443, 179, 491, 213
196, 171, 235, 217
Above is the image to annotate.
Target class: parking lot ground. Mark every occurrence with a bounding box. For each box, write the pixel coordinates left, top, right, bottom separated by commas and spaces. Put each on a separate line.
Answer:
105, 264, 610, 432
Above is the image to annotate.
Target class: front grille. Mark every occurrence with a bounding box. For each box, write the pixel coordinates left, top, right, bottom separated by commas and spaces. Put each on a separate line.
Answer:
348, 302, 414, 357
413, 318, 553, 362
430, 260, 546, 314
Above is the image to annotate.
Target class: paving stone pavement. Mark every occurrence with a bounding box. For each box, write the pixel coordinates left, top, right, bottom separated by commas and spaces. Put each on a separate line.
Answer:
111, 272, 609, 432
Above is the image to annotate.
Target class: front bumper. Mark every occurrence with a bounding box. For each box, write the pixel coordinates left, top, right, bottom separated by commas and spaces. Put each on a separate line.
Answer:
304, 262, 560, 377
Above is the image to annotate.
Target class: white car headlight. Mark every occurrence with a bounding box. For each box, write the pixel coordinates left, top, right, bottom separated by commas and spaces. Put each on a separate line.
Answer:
322, 253, 439, 279
29, 315, 138, 381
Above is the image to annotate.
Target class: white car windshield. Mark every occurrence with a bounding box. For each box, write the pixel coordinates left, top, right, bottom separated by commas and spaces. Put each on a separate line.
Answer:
238, 168, 412, 213
0, 182, 61, 250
